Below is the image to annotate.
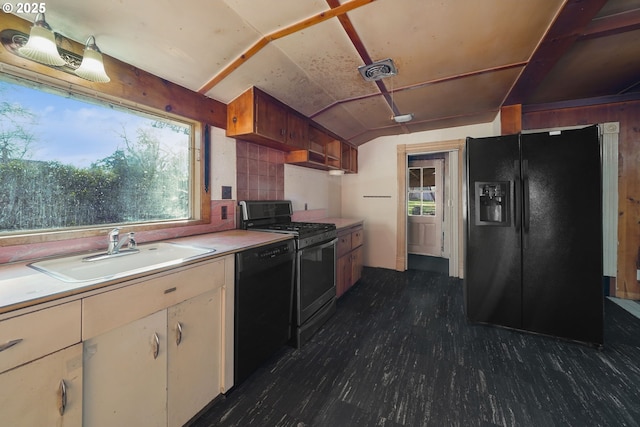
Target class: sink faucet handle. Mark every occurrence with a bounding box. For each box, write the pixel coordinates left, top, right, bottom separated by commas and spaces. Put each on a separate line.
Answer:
108, 228, 121, 239
127, 232, 137, 249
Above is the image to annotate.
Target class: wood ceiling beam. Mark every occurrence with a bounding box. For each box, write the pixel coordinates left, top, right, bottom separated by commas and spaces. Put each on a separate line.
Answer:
326, 0, 402, 118
581, 8, 640, 40
504, 0, 610, 106
197, 0, 375, 94
310, 62, 526, 118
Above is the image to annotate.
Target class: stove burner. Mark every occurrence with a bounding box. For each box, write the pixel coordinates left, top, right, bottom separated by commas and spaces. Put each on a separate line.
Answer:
264, 222, 335, 234
239, 200, 337, 248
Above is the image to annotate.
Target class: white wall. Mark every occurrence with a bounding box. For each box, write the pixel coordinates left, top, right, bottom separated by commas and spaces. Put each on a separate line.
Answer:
341, 119, 501, 270
285, 164, 341, 216
209, 126, 237, 200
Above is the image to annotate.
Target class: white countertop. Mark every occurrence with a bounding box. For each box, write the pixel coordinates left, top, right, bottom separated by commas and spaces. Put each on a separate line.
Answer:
0, 230, 292, 316
308, 217, 364, 230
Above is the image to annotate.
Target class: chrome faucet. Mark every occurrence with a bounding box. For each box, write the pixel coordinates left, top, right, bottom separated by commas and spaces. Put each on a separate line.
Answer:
107, 228, 137, 254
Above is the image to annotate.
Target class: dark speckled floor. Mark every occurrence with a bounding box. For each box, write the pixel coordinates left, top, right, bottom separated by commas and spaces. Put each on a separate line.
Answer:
191, 267, 640, 427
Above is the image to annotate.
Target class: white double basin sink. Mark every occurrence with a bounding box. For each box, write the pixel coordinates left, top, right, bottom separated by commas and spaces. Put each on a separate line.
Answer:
29, 242, 216, 283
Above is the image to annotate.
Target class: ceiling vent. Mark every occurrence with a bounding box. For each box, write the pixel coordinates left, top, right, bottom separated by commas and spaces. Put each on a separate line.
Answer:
358, 58, 397, 81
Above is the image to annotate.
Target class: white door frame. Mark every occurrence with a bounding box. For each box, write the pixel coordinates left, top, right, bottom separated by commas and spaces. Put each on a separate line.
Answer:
396, 139, 465, 278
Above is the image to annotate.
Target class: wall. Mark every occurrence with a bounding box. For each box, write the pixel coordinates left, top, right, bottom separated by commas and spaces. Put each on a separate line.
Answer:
236, 140, 285, 201
233, 139, 341, 217
523, 100, 640, 300
341, 119, 501, 270
285, 164, 341, 217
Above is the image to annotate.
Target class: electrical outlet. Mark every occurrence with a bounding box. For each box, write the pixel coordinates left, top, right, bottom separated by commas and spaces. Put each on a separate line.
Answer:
637, 269, 640, 281
221, 205, 228, 220
221, 186, 232, 200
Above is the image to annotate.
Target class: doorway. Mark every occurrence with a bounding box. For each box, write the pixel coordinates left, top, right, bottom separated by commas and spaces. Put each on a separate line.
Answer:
407, 156, 447, 273
395, 139, 464, 277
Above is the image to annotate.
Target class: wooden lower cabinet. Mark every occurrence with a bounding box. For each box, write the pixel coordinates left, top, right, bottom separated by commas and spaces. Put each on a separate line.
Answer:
0, 343, 83, 427
168, 289, 222, 427
336, 225, 364, 298
0, 256, 232, 427
82, 256, 232, 427
83, 290, 222, 427
83, 310, 167, 427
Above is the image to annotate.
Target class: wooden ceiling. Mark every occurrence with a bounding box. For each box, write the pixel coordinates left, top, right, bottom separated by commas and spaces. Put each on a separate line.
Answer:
10, 0, 640, 145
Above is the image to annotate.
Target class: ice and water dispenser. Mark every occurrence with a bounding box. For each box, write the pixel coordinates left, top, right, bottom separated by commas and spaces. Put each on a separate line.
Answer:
474, 182, 509, 226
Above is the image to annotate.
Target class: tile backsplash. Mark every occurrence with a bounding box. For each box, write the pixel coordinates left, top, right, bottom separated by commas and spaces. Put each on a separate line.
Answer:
236, 140, 284, 201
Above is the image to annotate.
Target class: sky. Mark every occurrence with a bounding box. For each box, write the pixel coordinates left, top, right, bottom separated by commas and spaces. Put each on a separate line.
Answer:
0, 78, 189, 168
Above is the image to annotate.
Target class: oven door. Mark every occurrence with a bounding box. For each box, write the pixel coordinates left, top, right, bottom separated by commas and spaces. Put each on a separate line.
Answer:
296, 238, 337, 325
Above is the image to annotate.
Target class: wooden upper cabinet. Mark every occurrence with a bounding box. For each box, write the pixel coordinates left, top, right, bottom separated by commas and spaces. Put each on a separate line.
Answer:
254, 90, 287, 144
227, 86, 307, 151
228, 86, 356, 172
286, 113, 309, 150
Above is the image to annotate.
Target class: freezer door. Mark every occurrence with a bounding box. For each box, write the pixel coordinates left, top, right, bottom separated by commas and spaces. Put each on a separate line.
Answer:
465, 134, 522, 329
521, 125, 603, 345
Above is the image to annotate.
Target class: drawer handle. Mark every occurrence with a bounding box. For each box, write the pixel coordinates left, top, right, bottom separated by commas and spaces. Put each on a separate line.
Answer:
176, 322, 183, 346
0, 338, 23, 352
58, 379, 67, 416
152, 333, 160, 359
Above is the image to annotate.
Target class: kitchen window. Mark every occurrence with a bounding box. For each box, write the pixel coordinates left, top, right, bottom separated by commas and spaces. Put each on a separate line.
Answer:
0, 72, 206, 244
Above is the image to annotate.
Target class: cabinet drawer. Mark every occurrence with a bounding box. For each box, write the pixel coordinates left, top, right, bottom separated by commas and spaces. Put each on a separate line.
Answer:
0, 300, 81, 374
351, 227, 364, 249
337, 233, 352, 257
83, 258, 227, 340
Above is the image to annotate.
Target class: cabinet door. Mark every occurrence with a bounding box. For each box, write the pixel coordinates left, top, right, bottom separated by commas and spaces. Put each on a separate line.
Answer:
255, 92, 287, 143
0, 343, 83, 427
337, 254, 351, 298
168, 290, 222, 427
351, 246, 363, 285
286, 113, 308, 149
83, 310, 167, 427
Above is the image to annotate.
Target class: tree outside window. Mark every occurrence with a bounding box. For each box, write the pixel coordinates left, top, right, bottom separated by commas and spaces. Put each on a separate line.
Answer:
0, 76, 192, 234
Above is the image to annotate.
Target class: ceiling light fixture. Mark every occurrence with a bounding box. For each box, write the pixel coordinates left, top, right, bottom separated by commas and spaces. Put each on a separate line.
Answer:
10, 13, 111, 83
75, 36, 110, 83
18, 13, 66, 66
393, 113, 414, 123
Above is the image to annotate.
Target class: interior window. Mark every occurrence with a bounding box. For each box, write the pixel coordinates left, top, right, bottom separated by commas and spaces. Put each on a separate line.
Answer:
0, 74, 194, 235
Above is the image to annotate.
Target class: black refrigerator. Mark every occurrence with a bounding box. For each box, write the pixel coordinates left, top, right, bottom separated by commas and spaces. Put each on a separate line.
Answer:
464, 125, 603, 346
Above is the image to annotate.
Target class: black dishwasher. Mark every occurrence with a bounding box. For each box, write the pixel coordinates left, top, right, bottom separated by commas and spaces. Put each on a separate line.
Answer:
234, 239, 295, 385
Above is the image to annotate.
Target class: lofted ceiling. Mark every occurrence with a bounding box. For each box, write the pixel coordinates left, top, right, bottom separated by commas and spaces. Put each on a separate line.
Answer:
11, 0, 640, 146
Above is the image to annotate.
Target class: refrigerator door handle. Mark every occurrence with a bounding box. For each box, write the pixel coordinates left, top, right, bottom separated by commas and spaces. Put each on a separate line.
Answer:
514, 160, 522, 248
514, 177, 521, 248
523, 159, 531, 249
